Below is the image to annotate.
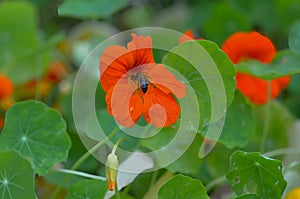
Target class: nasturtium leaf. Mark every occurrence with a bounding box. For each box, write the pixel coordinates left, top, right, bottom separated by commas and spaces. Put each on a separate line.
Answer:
289, 21, 300, 53
158, 174, 209, 199
58, 0, 128, 19
0, 1, 51, 84
235, 194, 261, 199
166, 134, 203, 175
0, 151, 36, 199
219, 91, 256, 148
65, 179, 107, 199
226, 151, 287, 199
0, 100, 71, 176
163, 40, 236, 135
236, 50, 300, 80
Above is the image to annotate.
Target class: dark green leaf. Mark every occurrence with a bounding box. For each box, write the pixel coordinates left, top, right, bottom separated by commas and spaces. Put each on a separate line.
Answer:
226, 151, 287, 199
219, 91, 257, 148
0, 151, 36, 199
166, 134, 203, 175
289, 21, 300, 53
58, 0, 128, 19
158, 174, 209, 199
65, 179, 107, 199
236, 50, 300, 80
0, 100, 71, 175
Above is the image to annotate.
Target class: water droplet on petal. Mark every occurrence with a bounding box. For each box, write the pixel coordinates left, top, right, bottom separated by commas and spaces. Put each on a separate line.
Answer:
129, 106, 134, 112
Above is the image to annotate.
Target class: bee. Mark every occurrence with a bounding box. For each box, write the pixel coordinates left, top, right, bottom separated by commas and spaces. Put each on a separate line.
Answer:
130, 72, 150, 94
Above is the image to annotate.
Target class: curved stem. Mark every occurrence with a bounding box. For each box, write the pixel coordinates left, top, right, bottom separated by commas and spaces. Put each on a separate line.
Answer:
206, 176, 227, 192
50, 126, 119, 199
71, 126, 119, 170
263, 147, 300, 157
260, 80, 271, 153
54, 168, 106, 181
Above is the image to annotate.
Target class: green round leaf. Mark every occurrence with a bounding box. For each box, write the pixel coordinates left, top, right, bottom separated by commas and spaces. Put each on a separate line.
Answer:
236, 50, 300, 80
158, 174, 209, 199
226, 151, 287, 198
289, 21, 300, 53
0, 100, 71, 176
163, 40, 236, 135
0, 151, 36, 199
65, 179, 107, 199
58, 0, 128, 19
219, 91, 257, 148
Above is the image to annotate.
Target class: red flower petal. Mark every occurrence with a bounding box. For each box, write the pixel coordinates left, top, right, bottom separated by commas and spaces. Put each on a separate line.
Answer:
179, 30, 195, 43
0, 74, 13, 100
100, 34, 155, 92
106, 80, 143, 128
236, 73, 282, 104
275, 76, 291, 89
146, 64, 186, 98
222, 31, 276, 64
143, 86, 181, 127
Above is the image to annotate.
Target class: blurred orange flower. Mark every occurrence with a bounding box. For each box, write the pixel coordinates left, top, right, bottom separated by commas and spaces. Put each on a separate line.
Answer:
0, 74, 14, 100
100, 33, 186, 128
222, 31, 290, 104
179, 30, 202, 43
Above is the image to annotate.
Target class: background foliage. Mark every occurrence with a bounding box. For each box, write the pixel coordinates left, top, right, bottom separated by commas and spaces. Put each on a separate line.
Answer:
1, 0, 300, 198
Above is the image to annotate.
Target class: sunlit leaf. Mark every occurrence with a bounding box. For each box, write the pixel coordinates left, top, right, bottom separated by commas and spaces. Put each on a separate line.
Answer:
236, 50, 300, 80
219, 91, 257, 148
58, 0, 128, 19
226, 151, 287, 198
289, 21, 300, 53
65, 179, 107, 199
0, 151, 36, 199
0, 100, 71, 175
158, 174, 209, 199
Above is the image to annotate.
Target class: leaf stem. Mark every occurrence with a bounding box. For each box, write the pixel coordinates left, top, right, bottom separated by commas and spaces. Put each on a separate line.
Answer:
260, 80, 271, 153
54, 168, 106, 181
263, 147, 300, 157
206, 175, 227, 192
115, 183, 121, 199
71, 126, 119, 170
50, 126, 119, 199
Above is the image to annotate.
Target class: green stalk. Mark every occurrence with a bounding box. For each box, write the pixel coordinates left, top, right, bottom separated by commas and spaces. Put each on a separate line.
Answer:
50, 126, 119, 199
260, 80, 271, 153
115, 183, 121, 199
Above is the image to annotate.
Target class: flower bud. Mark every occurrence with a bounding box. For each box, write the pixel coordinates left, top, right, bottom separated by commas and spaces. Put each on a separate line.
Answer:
105, 138, 124, 191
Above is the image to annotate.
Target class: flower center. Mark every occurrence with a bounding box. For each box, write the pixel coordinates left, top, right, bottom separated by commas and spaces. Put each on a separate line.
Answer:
130, 72, 150, 94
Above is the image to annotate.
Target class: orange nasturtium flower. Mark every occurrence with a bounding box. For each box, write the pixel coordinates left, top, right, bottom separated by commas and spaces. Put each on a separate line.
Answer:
100, 33, 186, 128
0, 74, 13, 100
221, 31, 290, 104
178, 30, 202, 44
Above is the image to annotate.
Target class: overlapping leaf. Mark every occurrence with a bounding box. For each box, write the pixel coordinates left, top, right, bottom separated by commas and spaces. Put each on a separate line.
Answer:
0, 100, 71, 175
226, 151, 287, 199
158, 174, 209, 199
0, 151, 36, 199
